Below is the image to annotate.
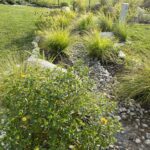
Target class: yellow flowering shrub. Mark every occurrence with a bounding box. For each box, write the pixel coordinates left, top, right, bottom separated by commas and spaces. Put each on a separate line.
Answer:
0, 64, 121, 149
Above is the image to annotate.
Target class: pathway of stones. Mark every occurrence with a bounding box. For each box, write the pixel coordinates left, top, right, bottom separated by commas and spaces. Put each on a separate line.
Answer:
69, 44, 150, 150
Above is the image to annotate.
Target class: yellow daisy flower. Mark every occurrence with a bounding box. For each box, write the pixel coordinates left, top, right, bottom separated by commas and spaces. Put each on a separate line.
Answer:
100, 117, 108, 125
22, 117, 27, 122
21, 74, 27, 78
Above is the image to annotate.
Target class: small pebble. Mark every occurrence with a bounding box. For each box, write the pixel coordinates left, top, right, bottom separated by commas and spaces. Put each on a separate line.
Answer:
135, 138, 141, 144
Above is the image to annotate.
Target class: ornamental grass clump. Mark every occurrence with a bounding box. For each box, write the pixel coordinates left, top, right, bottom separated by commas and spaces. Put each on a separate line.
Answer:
74, 13, 96, 34
117, 68, 150, 106
0, 60, 121, 149
98, 14, 113, 32
84, 31, 118, 63
38, 29, 71, 57
113, 23, 127, 42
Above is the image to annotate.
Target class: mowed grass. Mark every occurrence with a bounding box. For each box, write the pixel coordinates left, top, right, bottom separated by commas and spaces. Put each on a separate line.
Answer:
0, 4, 48, 58
123, 24, 150, 68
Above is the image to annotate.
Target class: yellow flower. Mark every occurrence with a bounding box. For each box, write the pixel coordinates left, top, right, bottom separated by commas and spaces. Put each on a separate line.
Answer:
22, 117, 27, 122
100, 117, 108, 125
34, 146, 39, 150
21, 74, 27, 78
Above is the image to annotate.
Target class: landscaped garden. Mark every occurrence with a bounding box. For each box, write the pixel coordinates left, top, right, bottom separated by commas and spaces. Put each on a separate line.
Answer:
0, 0, 150, 149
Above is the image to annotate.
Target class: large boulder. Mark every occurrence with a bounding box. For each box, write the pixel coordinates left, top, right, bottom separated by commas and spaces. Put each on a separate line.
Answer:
27, 57, 67, 72
27, 41, 67, 72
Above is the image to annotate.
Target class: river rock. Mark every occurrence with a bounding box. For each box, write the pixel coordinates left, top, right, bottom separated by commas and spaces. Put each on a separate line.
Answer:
27, 57, 67, 72
118, 51, 126, 59
100, 32, 114, 38
142, 123, 148, 128
145, 139, 150, 145
135, 138, 141, 144
146, 133, 150, 139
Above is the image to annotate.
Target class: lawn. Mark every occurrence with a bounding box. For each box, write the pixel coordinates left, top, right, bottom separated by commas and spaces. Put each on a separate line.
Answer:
123, 24, 150, 68
0, 4, 48, 58
0, 4, 149, 65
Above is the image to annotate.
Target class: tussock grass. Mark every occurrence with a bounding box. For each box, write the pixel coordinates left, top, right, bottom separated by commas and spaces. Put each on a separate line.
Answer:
98, 14, 113, 32
113, 23, 127, 42
74, 13, 96, 33
38, 29, 71, 56
118, 68, 150, 105
83, 31, 118, 63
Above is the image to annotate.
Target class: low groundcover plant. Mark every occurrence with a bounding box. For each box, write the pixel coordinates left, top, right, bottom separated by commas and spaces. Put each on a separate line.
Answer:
0, 61, 121, 149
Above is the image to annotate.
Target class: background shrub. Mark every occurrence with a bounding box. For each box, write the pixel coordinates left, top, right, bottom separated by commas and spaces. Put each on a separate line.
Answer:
60, 2, 69, 7
72, 0, 86, 12
117, 68, 150, 105
84, 31, 118, 63
0, 61, 121, 149
30, 0, 54, 8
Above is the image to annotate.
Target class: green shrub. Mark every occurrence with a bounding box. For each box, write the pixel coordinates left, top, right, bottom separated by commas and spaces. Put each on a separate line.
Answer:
117, 68, 150, 105
113, 23, 127, 42
84, 31, 118, 63
72, 0, 86, 12
74, 13, 96, 33
60, 2, 69, 7
98, 14, 113, 32
0, 0, 16, 4
38, 30, 71, 56
31, 0, 54, 7
0, 61, 121, 149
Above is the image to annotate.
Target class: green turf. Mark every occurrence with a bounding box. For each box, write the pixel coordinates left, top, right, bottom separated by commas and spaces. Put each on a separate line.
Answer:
123, 24, 150, 68
0, 4, 149, 67
0, 4, 48, 58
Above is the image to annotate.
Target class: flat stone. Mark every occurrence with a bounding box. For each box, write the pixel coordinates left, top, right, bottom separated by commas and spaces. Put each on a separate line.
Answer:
27, 57, 67, 72
100, 32, 114, 38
